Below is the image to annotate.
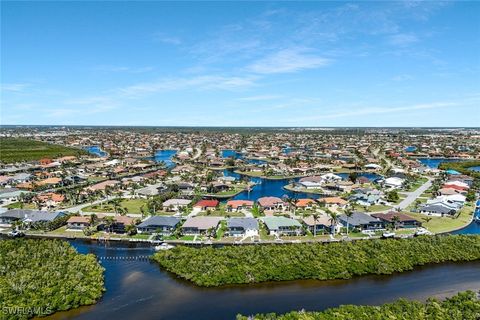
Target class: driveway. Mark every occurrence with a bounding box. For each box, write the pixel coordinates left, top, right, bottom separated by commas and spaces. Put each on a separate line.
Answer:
396, 178, 432, 210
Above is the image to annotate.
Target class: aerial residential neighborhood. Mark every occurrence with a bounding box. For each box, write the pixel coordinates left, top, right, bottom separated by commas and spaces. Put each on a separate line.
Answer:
0, 127, 478, 243
2, 1, 480, 319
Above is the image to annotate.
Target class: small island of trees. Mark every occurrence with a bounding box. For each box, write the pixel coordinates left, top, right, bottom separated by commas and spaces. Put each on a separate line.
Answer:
152, 235, 480, 287
0, 239, 105, 319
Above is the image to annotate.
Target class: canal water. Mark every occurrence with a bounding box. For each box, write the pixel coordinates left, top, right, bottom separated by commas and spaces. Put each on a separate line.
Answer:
84, 146, 107, 157
45, 239, 480, 320
147, 150, 177, 169
417, 158, 467, 169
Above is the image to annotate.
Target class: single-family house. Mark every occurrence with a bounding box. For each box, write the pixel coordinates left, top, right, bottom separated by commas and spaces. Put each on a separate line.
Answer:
226, 200, 254, 212
257, 197, 285, 211
371, 212, 422, 229
261, 216, 303, 236
194, 199, 219, 211
181, 216, 222, 235
338, 212, 384, 231
226, 217, 259, 237
137, 216, 181, 235
66, 216, 91, 230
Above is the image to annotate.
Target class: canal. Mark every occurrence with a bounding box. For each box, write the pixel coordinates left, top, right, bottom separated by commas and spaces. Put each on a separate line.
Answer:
45, 239, 480, 320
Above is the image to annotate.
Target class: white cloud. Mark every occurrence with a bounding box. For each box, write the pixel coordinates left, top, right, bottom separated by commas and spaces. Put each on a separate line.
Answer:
388, 33, 419, 46
392, 74, 413, 81
238, 95, 283, 101
1, 83, 30, 92
247, 48, 331, 74
285, 101, 465, 123
153, 33, 182, 45
93, 65, 154, 73
116, 75, 257, 97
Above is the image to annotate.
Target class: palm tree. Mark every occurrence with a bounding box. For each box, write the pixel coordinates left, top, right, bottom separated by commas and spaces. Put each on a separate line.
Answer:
344, 206, 354, 237
310, 212, 320, 237
328, 210, 339, 236
104, 216, 114, 233
392, 215, 401, 231
111, 198, 122, 215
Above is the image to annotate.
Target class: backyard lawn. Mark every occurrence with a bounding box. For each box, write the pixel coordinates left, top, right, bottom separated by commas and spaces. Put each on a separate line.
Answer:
406, 203, 474, 234
83, 198, 148, 213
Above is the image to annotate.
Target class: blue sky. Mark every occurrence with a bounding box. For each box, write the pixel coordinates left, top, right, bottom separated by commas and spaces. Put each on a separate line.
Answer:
1, 1, 479, 127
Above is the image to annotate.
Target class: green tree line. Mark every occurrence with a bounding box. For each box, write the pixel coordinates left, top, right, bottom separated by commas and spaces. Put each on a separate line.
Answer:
0, 239, 105, 319
236, 290, 480, 320
152, 235, 480, 287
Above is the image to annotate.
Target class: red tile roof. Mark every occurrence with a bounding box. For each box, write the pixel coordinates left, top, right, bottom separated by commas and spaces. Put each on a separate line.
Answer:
194, 199, 219, 208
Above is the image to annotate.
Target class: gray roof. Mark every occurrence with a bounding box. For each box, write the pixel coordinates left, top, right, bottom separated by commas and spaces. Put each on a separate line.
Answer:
227, 217, 259, 230
420, 204, 456, 214
338, 212, 380, 227
0, 209, 65, 222
137, 216, 181, 228
181, 216, 222, 230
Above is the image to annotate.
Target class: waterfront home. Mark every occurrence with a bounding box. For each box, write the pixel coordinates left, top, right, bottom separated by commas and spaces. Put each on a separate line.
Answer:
338, 212, 384, 231
295, 180, 323, 189
419, 204, 457, 216
226, 217, 259, 237
181, 216, 223, 236
261, 216, 303, 236
66, 216, 91, 230
365, 163, 382, 170
102, 216, 136, 233
137, 216, 181, 235
226, 200, 254, 212
194, 199, 219, 211
371, 212, 421, 229
0, 209, 66, 227
257, 197, 286, 211
382, 177, 404, 189
302, 214, 332, 234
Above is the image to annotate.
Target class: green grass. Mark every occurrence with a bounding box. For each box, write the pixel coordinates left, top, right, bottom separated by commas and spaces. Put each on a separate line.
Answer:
83, 198, 148, 213
0, 138, 87, 163
407, 203, 475, 233
6, 202, 36, 209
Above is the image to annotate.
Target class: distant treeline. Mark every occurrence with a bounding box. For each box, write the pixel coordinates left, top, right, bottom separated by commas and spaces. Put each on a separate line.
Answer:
0, 138, 87, 163
236, 290, 480, 320
152, 235, 480, 287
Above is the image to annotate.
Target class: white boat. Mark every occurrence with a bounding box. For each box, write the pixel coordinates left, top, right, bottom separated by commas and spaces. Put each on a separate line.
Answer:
154, 243, 174, 251
415, 228, 431, 236
382, 232, 396, 238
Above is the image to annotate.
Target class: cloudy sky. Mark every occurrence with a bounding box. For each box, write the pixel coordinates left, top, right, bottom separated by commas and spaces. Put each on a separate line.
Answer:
1, 1, 479, 126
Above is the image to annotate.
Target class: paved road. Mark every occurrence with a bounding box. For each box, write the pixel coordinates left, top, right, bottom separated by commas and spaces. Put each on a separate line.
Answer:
396, 178, 432, 210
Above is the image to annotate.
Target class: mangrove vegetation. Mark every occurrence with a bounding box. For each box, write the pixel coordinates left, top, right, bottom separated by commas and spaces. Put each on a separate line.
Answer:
236, 290, 480, 320
0, 239, 105, 319
152, 235, 480, 287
